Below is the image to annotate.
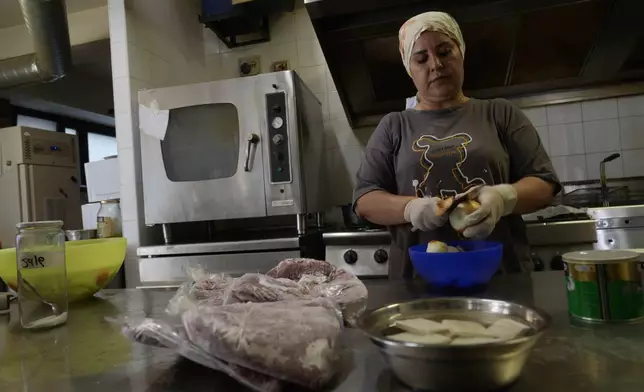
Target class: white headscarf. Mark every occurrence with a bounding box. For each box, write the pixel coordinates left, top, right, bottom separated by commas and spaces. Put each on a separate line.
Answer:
398, 11, 465, 76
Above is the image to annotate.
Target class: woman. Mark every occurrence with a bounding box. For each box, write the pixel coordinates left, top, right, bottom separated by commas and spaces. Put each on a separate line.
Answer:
353, 12, 560, 279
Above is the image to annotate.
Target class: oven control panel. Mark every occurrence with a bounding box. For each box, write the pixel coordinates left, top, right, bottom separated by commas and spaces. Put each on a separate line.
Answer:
325, 245, 389, 277
266, 92, 291, 184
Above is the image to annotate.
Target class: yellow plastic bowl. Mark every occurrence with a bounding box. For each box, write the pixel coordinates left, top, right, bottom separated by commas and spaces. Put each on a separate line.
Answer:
0, 238, 127, 302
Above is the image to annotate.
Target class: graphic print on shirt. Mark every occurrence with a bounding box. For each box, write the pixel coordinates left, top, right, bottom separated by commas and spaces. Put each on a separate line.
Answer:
412, 132, 486, 198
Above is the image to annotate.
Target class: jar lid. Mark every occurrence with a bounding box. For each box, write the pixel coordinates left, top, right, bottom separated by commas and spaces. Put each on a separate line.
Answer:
563, 250, 640, 264
100, 199, 120, 204
16, 220, 64, 230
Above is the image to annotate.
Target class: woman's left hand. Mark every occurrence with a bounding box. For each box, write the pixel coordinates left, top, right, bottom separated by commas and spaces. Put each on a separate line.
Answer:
460, 184, 518, 239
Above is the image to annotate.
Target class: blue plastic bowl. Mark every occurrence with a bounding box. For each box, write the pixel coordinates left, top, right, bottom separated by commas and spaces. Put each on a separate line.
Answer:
409, 241, 503, 288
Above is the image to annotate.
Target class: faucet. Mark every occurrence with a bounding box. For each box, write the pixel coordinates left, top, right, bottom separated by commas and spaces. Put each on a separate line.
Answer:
600, 153, 620, 207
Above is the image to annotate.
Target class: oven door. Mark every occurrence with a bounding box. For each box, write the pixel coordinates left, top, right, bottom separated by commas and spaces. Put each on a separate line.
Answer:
139, 77, 267, 224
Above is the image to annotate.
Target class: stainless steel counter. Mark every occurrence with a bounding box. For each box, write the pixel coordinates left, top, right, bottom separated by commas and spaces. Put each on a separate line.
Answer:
1, 272, 644, 391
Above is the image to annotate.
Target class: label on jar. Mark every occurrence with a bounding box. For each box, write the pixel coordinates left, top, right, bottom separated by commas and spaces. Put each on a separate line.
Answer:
97, 216, 116, 238
17, 251, 64, 270
564, 262, 602, 320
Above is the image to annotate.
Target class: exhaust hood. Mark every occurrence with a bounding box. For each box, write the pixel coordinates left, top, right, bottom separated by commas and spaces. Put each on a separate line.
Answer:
305, 0, 644, 128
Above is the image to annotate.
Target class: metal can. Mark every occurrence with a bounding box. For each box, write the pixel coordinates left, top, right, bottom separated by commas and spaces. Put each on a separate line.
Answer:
16, 221, 68, 329
563, 250, 643, 323
97, 200, 122, 238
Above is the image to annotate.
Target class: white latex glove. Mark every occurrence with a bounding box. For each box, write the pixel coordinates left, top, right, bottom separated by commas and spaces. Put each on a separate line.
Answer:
404, 197, 450, 231
460, 184, 518, 240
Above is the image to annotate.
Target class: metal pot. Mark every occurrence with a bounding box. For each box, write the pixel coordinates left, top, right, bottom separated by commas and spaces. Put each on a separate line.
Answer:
65, 229, 97, 241
357, 297, 550, 391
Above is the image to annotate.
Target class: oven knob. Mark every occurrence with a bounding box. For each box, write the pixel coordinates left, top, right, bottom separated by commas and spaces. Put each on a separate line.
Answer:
550, 255, 564, 271
271, 117, 284, 129
343, 250, 358, 265
374, 249, 388, 264
272, 134, 284, 145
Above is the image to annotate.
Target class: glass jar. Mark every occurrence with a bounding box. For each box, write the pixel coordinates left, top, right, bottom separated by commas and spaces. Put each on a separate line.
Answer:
97, 200, 122, 238
16, 221, 68, 329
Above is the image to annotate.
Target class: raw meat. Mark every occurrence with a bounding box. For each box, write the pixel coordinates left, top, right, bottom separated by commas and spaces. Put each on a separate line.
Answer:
166, 272, 233, 317
117, 317, 282, 392
395, 318, 449, 335
262, 258, 368, 325
486, 318, 531, 340
182, 299, 343, 389
387, 332, 451, 344
224, 274, 308, 304
266, 258, 335, 280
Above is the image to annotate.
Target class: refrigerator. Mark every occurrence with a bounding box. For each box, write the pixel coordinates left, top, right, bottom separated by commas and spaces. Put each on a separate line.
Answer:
0, 126, 81, 249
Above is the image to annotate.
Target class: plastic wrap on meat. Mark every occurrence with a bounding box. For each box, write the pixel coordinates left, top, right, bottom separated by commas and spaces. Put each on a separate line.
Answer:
166, 273, 233, 317
266, 259, 368, 325
114, 316, 282, 392
224, 274, 309, 304
266, 258, 335, 280
182, 299, 343, 389
118, 317, 182, 349
311, 280, 368, 326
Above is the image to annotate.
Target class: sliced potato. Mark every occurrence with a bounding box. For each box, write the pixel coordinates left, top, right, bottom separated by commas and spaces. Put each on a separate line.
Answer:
441, 319, 494, 337
486, 318, 531, 340
451, 336, 500, 345
395, 318, 449, 335
387, 332, 451, 344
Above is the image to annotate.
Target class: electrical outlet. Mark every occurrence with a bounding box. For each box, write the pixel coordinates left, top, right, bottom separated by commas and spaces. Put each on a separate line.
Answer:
239, 56, 261, 77
271, 60, 289, 72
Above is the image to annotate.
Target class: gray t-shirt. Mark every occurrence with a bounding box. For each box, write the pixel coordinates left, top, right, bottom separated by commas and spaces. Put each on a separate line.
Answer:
353, 98, 560, 278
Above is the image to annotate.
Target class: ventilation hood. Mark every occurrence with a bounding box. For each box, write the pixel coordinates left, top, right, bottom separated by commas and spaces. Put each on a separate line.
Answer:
0, 0, 72, 89
306, 0, 644, 128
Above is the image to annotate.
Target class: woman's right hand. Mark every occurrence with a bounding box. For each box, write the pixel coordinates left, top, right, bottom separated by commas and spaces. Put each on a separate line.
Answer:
403, 197, 451, 231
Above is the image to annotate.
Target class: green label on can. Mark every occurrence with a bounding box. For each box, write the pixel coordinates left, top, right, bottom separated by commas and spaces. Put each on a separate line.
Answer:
607, 281, 644, 320
566, 277, 602, 319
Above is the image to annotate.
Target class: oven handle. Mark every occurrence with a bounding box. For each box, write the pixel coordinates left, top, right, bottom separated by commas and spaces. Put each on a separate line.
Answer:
244, 133, 260, 172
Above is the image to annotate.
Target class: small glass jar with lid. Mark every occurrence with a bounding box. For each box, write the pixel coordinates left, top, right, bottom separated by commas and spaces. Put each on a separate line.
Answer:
16, 220, 68, 329
97, 199, 122, 238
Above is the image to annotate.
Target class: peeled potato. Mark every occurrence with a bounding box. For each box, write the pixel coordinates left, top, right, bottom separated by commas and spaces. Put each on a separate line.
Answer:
426, 240, 449, 253
449, 200, 481, 232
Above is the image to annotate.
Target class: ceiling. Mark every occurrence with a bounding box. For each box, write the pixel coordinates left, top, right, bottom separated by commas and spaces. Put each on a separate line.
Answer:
0, 0, 107, 29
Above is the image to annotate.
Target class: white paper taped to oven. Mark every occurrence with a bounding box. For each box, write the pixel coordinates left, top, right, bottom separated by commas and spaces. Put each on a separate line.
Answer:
139, 100, 169, 140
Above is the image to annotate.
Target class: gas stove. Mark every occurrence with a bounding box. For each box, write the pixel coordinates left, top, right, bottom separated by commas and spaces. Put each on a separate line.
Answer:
323, 230, 391, 278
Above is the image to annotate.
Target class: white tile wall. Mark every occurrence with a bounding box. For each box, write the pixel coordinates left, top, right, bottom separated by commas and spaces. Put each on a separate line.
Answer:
298, 65, 326, 95
581, 98, 618, 121
546, 102, 582, 125
619, 116, 644, 150
583, 119, 620, 153
548, 123, 585, 156
109, 0, 209, 283
551, 155, 587, 182
524, 95, 644, 182
622, 149, 644, 177
523, 107, 548, 127
618, 95, 644, 117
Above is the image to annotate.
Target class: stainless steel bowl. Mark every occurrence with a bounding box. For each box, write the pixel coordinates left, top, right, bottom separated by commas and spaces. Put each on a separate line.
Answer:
65, 229, 97, 241
357, 297, 550, 392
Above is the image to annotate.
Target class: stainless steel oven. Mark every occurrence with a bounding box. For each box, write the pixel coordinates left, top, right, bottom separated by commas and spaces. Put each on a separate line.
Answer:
138, 71, 329, 226
134, 71, 328, 288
